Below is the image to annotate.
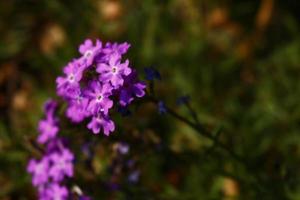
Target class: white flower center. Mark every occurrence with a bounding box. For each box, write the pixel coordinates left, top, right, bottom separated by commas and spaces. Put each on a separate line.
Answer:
57, 159, 65, 168
76, 96, 82, 104
44, 123, 52, 132
36, 163, 44, 174
84, 50, 93, 58
68, 74, 75, 82
96, 95, 103, 102
112, 67, 117, 74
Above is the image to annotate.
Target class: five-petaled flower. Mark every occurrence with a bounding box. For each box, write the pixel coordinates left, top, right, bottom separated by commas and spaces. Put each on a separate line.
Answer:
27, 157, 50, 186
97, 54, 131, 88
78, 39, 102, 68
56, 61, 83, 98
49, 149, 74, 182
85, 80, 113, 115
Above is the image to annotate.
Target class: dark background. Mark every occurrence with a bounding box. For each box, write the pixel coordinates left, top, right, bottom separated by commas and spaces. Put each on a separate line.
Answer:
0, 0, 300, 199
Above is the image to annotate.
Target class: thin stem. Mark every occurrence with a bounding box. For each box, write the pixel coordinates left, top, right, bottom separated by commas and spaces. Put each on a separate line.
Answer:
186, 102, 200, 124
148, 95, 245, 164
147, 95, 266, 192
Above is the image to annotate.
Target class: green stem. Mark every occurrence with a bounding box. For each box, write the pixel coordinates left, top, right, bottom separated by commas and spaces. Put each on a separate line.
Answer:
147, 95, 267, 193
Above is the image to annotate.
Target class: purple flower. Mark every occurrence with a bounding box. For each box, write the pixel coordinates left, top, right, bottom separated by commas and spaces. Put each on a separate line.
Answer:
126, 159, 136, 168
106, 182, 120, 191
128, 170, 140, 184
119, 70, 146, 106
78, 39, 102, 68
116, 142, 129, 155
144, 67, 161, 81
37, 99, 59, 144
117, 105, 131, 116
79, 196, 92, 200
40, 183, 68, 200
81, 141, 94, 159
176, 95, 190, 106
27, 157, 50, 186
53, 39, 147, 136
28, 101, 76, 199
56, 61, 83, 98
27, 38, 149, 200
44, 100, 57, 118
85, 80, 113, 115
66, 93, 90, 123
49, 149, 74, 182
28, 136, 75, 198
158, 101, 167, 114
45, 137, 64, 153
100, 42, 130, 62
97, 54, 131, 88
87, 114, 115, 135
37, 117, 59, 144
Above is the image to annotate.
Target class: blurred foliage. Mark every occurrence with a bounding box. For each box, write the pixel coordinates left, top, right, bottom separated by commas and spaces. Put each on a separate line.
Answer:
1, 0, 300, 199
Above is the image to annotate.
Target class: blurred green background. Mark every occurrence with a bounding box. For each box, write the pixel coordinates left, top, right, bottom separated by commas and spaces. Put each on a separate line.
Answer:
0, 0, 300, 199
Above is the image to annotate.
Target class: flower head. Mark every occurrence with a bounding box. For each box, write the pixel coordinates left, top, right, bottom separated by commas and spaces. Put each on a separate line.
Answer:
54, 39, 146, 135
53, 39, 146, 136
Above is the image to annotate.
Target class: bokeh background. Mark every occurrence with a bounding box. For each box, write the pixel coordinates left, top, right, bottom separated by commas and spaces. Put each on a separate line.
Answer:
1, 0, 300, 199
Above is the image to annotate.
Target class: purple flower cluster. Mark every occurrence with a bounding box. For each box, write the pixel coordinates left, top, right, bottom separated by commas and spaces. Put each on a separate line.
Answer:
56, 39, 146, 135
27, 100, 74, 200
27, 39, 146, 199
